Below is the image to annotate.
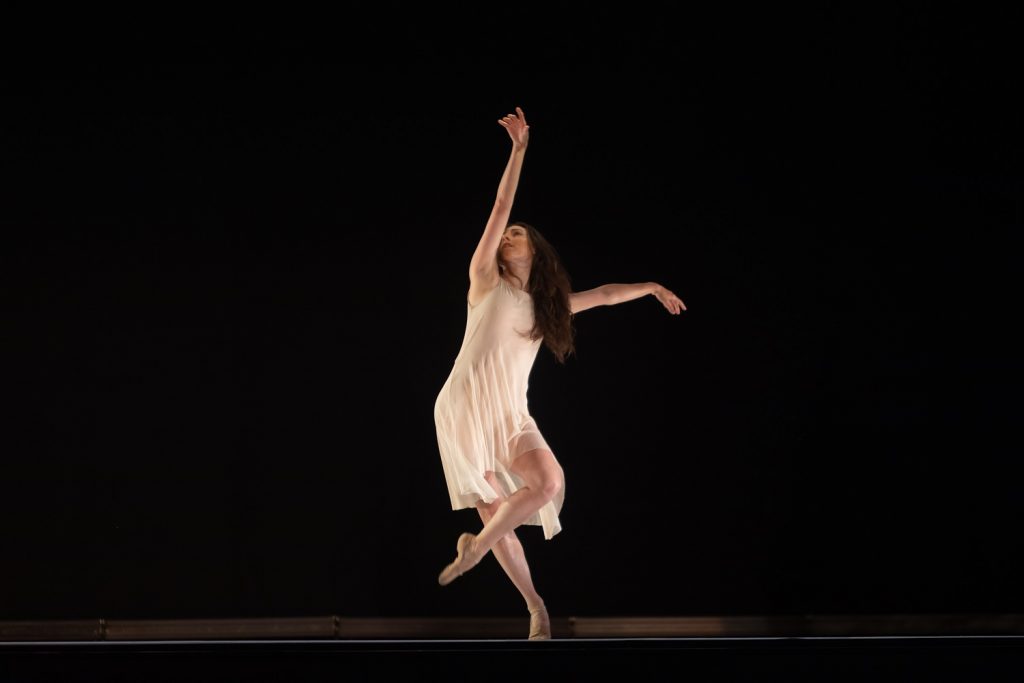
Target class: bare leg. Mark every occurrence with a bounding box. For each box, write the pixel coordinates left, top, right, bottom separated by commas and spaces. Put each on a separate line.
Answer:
478, 506, 544, 611
439, 448, 562, 586
473, 448, 562, 556
477, 485, 550, 639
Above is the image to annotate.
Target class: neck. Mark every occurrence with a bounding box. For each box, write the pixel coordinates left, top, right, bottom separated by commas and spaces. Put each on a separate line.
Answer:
502, 263, 531, 291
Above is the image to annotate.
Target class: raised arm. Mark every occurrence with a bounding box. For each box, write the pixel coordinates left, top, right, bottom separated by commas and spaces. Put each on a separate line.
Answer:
469, 107, 530, 279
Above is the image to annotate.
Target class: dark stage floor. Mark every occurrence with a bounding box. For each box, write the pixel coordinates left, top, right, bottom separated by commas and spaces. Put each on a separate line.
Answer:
3, 634, 1024, 681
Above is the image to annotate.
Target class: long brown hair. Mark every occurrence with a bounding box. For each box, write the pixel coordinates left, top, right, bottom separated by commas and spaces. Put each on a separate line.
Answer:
497, 221, 577, 364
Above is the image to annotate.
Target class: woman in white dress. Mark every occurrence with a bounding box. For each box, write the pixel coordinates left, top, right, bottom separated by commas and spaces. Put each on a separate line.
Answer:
433, 106, 687, 639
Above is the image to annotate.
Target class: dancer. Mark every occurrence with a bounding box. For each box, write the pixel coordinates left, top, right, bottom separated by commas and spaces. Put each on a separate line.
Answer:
433, 106, 686, 640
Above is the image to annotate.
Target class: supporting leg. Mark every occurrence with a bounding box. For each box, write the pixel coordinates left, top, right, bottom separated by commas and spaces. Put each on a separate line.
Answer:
477, 505, 544, 612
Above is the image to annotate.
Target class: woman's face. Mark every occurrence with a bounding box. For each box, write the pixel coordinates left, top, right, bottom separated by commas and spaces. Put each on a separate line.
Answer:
500, 225, 533, 261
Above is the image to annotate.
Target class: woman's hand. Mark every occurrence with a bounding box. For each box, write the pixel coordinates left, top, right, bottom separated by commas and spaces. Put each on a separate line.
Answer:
652, 284, 687, 315
498, 106, 529, 150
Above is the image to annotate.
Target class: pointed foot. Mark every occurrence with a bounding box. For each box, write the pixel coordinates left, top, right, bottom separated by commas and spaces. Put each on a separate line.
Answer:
438, 532, 482, 586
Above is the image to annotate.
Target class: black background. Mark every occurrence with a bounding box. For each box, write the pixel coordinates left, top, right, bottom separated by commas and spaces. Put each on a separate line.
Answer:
3, 7, 1021, 620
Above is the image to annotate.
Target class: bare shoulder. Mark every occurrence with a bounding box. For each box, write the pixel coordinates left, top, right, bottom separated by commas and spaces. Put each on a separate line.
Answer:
468, 264, 500, 307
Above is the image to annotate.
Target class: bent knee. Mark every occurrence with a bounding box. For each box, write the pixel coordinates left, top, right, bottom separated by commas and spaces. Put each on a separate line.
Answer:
539, 470, 563, 501
512, 449, 563, 499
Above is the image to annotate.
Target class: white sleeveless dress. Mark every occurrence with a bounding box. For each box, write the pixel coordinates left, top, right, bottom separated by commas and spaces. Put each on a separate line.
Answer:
434, 275, 564, 540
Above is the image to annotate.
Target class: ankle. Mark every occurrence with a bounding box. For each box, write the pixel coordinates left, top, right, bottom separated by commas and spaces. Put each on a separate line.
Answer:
468, 535, 484, 558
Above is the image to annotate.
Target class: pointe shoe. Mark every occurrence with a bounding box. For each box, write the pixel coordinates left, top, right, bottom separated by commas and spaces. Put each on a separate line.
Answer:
528, 604, 551, 640
437, 532, 483, 586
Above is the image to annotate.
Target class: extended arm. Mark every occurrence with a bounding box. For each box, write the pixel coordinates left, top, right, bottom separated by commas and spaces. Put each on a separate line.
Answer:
603, 282, 657, 306
469, 107, 530, 277
599, 282, 687, 315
